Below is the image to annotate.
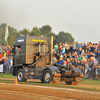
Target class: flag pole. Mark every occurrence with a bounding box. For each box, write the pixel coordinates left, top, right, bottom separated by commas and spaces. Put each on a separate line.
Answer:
5, 22, 9, 46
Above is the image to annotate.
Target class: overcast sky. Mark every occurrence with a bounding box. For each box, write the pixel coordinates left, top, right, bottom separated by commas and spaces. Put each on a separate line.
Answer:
0, 0, 100, 43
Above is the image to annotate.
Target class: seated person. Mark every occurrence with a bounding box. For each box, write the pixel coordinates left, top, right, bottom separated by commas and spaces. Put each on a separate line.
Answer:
77, 59, 81, 68
71, 59, 77, 68
52, 56, 57, 64
58, 57, 64, 65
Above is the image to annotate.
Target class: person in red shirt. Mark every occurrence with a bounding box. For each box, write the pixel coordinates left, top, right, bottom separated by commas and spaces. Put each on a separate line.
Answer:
66, 59, 69, 65
7, 49, 10, 57
0, 51, 3, 59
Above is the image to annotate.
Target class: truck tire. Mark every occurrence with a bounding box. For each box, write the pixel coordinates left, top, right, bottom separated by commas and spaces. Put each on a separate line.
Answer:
42, 69, 52, 83
17, 69, 27, 82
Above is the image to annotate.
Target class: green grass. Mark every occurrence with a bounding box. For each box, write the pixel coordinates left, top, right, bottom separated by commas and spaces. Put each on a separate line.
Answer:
0, 73, 16, 79
80, 78, 100, 85
0, 79, 100, 92
0, 73, 100, 85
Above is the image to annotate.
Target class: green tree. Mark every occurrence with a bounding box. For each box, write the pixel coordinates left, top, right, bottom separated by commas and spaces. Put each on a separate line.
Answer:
30, 27, 40, 36
54, 31, 74, 45
0, 23, 75, 46
20, 28, 30, 36
40, 25, 52, 36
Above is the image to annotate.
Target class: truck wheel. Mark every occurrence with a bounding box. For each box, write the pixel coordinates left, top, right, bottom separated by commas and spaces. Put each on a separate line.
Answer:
42, 69, 52, 83
17, 69, 27, 82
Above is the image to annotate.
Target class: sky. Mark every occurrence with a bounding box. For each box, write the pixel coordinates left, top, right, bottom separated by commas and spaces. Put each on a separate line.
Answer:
0, 0, 100, 43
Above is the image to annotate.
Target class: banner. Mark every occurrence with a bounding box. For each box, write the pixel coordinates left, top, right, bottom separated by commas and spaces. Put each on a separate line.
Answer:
0, 64, 3, 72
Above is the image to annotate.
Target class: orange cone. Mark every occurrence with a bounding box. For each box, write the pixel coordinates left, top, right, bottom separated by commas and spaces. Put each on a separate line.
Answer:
15, 77, 18, 84
95, 75, 98, 79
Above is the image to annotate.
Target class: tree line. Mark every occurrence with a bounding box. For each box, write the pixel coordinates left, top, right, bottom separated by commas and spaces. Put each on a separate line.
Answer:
0, 23, 74, 46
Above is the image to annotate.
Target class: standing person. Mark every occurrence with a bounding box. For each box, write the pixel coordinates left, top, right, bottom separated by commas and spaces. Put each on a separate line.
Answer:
95, 43, 98, 52
3, 50, 6, 57
3, 58, 8, 73
65, 46, 69, 54
90, 44, 93, 52
64, 42, 67, 47
7, 49, 10, 57
78, 48, 82, 56
54, 43, 59, 54
62, 46, 66, 55
97, 50, 100, 65
85, 45, 89, 53
92, 57, 98, 79
80, 60, 85, 75
80, 43, 82, 48
73, 42, 76, 52
76, 42, 80, 53
98, 41, 100, 51
58, 43, 62, 55
85, 59, 89, 76
62, 43, 65, 48
83, 52, 88, 59
70, 43, 73, 54
92, 44, 95, 53
10, 56, 13, 73
7, 57, 11, 72
63, 54, 67, 61
0, 57, 4, 73
0, 51, 3, 59
75, 52, 78, 59
82, 42, 86, 51
81, 48, 85, 57
10, 47, 13, 56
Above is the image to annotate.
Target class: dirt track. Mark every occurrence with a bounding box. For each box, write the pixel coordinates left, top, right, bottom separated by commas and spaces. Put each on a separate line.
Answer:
0, 83, 100, 100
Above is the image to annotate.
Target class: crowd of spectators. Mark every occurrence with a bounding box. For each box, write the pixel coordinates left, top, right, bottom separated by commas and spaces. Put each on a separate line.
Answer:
0, 45, 13, 73
0, 41, 100, 79
53, 41, 100, 79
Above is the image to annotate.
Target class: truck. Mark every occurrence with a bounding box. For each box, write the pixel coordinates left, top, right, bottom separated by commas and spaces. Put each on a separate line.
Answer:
12, 35, 82, 85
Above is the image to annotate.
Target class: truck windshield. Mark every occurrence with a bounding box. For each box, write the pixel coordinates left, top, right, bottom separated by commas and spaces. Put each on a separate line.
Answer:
15, 46, 21, 55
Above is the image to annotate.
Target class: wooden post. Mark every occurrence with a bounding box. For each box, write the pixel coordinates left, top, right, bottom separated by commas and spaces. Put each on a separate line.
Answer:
51, 36, 53, 65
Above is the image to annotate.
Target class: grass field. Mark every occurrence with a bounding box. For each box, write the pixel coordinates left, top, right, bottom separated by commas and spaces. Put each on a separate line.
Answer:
0, 73, 100, 85
0, 73, 100, 92
0, 73, 16, 79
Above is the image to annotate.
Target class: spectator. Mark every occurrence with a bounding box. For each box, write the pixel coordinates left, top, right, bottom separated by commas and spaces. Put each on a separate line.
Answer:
98, 41, 100, 51
7, 49, 10, 57
7, 57, 11, 72
78, 48, 82, 56
62, 46, 66, 55
81, 48, 85, 57
58, 57, 64, 65
73, 42, 76, 52
52, 56, 57, 64
82, 42, 86, 51
0, 50, 3, 59
76, 42, 80, 53
3, 58, 8, 73
54, 43, 59, 54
